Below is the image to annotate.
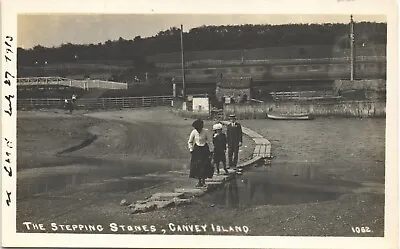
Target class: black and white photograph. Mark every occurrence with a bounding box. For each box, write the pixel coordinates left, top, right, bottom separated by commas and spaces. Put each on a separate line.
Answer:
1, 0, 398, 248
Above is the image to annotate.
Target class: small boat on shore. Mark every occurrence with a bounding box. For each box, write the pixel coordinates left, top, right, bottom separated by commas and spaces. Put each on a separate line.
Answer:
267, 112, 313, 120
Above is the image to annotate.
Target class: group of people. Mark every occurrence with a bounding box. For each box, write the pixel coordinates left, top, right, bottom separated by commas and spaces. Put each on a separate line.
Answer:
187, 114, 243, 188
64, 94, 77, 113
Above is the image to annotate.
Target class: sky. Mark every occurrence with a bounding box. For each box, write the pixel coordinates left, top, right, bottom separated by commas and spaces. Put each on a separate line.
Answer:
17, 14, 386, 49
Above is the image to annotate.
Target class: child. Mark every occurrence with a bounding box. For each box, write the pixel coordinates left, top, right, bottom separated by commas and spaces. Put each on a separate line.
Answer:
212, 123, 229, 175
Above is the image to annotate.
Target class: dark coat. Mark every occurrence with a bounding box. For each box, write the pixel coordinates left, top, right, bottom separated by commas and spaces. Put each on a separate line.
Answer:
227, 122, 242, 148
213, 132, 227, 153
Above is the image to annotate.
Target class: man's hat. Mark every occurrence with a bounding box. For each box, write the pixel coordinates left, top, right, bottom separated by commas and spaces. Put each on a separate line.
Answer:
228, 114, 236, 118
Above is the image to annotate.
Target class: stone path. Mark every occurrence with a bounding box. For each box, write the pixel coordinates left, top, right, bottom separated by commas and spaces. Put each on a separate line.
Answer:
124, 122, 272, 214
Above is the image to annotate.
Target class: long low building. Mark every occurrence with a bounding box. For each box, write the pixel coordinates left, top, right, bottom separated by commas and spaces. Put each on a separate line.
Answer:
165, 57, 386, 85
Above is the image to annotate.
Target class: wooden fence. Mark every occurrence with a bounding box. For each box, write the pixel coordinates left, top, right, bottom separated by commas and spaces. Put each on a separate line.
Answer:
17, 96, 173, 110
269, 91, 340, 101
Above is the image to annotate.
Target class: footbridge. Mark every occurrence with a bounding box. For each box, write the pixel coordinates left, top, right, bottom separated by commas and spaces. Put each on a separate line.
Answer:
17, 77, 128, 90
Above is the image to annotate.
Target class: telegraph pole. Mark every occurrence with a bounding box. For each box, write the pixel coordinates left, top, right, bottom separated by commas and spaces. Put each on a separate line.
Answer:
180, 24, 187, 108
350, 15, 355, 81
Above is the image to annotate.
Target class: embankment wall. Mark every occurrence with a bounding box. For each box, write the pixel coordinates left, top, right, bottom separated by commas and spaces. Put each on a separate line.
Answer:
224, 100, 386, 119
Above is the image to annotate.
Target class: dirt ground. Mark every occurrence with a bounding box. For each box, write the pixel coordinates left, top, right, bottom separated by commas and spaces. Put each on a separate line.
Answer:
16, 108, 385, 237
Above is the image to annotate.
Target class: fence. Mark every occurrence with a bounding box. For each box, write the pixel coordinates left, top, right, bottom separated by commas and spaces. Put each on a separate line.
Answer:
269, 91, 341, 101
224, 100, 386, 118
17, 77, 128, 90
17, 96, 173, 110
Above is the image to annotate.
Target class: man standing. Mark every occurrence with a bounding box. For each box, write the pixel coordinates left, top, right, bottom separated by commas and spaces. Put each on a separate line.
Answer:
227, 114, 242, 169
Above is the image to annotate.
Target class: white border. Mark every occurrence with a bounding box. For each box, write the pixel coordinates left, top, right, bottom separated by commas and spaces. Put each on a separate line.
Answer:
1, 0, 398, 248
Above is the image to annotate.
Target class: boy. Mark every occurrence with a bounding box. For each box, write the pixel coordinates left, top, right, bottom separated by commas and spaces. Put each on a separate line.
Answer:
212, 123, 229, 175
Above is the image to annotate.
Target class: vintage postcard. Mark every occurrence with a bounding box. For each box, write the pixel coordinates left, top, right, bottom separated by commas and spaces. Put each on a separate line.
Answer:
1, 0, 398, 248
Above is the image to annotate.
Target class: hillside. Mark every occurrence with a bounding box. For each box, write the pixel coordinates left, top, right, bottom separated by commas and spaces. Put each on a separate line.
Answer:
18, 22, 386, 66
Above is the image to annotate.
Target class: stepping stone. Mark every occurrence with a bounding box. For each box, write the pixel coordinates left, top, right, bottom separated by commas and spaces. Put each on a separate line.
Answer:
149, 192, 184, 201
253, 138, 270, 144
238, 161, 252, 168
259, 145, 266, 153
152, 200, 175, 209
205, 179, 224, 184
206, 175, 229, 182
227, 169, 237, 174
131, 202, 157, 214
238, 156, 262, 168
174, 188, 206, 197
242, 129, 263, 138
237, 162, 246, 168
248, 132, 263, 138
172, 197, 193, 206
120, 199, 130, 206
253, 145, 262, 155
206, 182, 223, 189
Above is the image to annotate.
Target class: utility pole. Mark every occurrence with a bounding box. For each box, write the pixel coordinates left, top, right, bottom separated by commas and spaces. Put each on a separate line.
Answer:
350, 15, 355, 81
180, 24, 187, 109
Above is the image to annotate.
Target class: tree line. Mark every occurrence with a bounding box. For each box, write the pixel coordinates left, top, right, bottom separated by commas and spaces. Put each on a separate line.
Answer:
18, 22, 386, 66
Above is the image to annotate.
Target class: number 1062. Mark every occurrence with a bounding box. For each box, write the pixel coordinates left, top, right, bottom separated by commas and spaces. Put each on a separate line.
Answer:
351, 226, 371, 233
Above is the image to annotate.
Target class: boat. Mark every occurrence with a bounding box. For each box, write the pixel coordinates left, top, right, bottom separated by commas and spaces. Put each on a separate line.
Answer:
266, 112, 313, 120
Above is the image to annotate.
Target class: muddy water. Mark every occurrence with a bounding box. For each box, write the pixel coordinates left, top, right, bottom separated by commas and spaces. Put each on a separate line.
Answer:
17, 159, 180, 200
202, 163, 362, 208
18, 173, 166, 200
17, 111, 195, 201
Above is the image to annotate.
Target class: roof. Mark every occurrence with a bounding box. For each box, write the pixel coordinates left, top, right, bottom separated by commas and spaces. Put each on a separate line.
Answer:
217, 77, 252, 89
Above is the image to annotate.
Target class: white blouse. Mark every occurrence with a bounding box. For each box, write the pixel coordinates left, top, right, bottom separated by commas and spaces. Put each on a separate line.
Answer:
188, 128, 211, 152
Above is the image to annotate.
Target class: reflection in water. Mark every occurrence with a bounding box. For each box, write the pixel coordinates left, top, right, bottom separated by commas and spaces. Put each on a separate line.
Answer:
206, 163, 359, 208
224, 180, 239, 208
265, 163, 318, 180
18, 167, 168, 200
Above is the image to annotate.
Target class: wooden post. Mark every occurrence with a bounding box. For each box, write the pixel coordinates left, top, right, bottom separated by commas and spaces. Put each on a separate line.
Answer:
180, 24, 187, 108
350, 15, 355, 81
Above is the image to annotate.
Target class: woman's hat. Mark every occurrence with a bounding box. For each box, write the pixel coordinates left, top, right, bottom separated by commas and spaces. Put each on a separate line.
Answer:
213, 123, 223, 130
192, 118, 204, 129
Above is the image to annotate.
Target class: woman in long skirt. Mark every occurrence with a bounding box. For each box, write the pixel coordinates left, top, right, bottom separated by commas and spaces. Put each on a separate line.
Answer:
188, 118, 213, 187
